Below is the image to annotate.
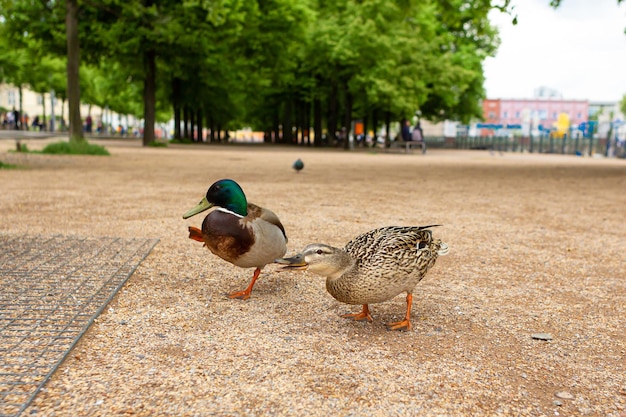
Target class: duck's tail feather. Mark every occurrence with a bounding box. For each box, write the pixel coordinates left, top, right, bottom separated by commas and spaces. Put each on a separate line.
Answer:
418, 224, 442, 230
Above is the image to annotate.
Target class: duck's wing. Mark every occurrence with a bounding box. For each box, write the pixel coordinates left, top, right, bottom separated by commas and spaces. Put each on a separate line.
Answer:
247, 203, 288, 243
345, 226, 440, 272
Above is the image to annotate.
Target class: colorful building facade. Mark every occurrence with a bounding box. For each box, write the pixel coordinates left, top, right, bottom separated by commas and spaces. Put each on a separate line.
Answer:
481, 98, 589, 135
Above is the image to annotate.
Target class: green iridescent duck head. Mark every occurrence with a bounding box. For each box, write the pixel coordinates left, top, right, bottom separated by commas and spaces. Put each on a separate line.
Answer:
183, 179, 248, 219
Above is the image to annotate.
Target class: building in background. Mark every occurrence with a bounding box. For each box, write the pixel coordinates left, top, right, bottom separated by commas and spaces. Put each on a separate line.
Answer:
480, 98, 589, 137
479, 97, 625, 140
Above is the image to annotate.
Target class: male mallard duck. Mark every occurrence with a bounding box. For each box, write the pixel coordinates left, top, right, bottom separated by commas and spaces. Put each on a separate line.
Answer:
276, 225, 448, 330
183, 179, 288, 300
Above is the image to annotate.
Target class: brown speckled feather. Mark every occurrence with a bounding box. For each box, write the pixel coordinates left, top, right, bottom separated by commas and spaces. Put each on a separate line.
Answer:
328, 226, 446, 305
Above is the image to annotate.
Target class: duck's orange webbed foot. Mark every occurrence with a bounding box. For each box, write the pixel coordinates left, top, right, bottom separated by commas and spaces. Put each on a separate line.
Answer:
341, 304, 373, 322
228, 268, 261, 300
228, 290, 251, 300
387, 319, 412, 331
387, 293, 413, 331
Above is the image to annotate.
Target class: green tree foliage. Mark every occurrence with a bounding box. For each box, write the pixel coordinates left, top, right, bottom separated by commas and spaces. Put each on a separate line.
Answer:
419, 0, 500, 124
1, 0, 514, 147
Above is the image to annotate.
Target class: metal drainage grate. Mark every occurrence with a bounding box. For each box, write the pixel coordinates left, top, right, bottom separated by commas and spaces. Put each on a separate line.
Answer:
0, 235, 159, 417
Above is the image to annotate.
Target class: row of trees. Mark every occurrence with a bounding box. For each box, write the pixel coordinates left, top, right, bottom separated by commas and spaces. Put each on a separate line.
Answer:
2, 0, 515, 147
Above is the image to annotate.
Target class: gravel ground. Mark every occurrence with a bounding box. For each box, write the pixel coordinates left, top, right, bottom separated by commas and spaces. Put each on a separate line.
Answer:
1, 138, 624, 416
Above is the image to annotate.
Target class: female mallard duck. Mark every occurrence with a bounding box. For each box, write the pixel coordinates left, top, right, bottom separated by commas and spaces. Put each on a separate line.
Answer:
276, 225, 448, 330
183, 179, 288, 300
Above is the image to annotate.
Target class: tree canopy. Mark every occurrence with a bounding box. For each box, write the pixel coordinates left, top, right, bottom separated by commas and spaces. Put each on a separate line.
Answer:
0, 0, 519, 146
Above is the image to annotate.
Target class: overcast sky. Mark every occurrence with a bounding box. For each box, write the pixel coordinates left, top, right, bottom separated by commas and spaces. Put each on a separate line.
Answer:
484, 0, 626, 102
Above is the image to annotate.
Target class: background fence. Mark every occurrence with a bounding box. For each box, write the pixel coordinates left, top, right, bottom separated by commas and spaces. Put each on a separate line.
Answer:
424, 135, 626, 158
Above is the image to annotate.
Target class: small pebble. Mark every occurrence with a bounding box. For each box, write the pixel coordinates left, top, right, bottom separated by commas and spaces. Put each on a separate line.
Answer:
555, 391, 574, 400
532, 333, 553, 341
553, 400, 562, 406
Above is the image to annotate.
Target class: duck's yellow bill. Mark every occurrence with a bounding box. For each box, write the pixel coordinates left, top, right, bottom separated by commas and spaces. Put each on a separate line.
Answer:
182, 197, 213, 219
274, 254, 308, 271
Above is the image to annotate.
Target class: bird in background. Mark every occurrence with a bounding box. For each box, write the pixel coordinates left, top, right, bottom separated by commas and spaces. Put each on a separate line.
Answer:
292, 158, 304, 173
183, 179, 288, 300
276, 225, 448, 330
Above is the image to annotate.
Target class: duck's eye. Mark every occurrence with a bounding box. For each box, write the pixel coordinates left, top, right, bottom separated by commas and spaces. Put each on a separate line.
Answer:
316, 249, 323, 255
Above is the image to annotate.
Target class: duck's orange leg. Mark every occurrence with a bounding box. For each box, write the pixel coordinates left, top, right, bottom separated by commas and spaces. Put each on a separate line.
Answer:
341, 304, 373, 322
228, 268, 261, 300
388, 293, 413, 331
188, 226, 205, 243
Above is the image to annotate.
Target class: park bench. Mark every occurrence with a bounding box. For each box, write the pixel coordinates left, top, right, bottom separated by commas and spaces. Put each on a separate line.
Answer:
388, 140, 424, 153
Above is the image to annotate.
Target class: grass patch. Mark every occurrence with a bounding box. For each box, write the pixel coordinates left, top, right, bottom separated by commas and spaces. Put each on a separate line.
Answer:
41, 140, 110, 156
169, 138, 193, 144
0, 161, 18, 169
148, 141, 168, 147
16, 142, 29, 153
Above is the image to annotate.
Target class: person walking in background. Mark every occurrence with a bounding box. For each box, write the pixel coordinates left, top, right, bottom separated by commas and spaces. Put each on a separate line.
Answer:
12, 107, 20, 130
401, 119, 411, 142
85, 114, 93, 133
411, 121, 426, 154
32, 115, 40, 131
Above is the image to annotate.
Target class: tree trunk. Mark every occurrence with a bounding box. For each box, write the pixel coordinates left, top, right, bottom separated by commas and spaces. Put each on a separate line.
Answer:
209, 114, 216, 142
362, 114, 368, 148
190, 107, 194, 141
173, 106, 181, 139
17, 86, 23, 130
189, 108, 195, 142
183, 106, 189, 139
66, 0, 83, 142
142, 49, 156, 145
371, 109, 378, 148
196, 109, 203, 142
172, 78, 181, 139
343, 90, 352, 150
293, 99, 300, 145
313, 96, 322, 147
327, 82, 338, 145
61, 98, 66, 131
283, 97, 293, 144
302, 101, 311, 146
41, 94, 47, 130
384, 110, 391, 148
273, 106, 280, 144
